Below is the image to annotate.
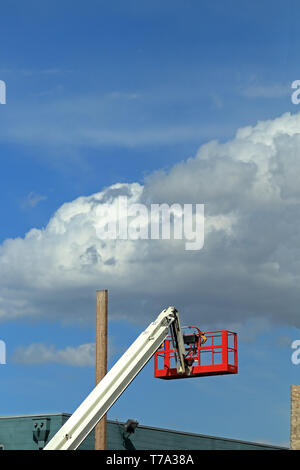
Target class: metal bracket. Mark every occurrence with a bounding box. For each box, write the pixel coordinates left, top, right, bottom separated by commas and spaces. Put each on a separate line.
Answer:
32, 418, 51, 450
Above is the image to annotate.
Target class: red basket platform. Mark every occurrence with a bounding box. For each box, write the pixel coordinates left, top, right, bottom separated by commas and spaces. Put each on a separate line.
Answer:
154, 328, 238, 380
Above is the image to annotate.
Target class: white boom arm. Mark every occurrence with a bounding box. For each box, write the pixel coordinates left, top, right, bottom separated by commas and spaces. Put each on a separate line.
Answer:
44, 306, 186, 450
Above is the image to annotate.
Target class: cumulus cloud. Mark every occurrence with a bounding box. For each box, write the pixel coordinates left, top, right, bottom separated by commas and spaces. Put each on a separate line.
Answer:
11, 343, 96, 366
1, 111, 300, 329
11, 337, 116, 366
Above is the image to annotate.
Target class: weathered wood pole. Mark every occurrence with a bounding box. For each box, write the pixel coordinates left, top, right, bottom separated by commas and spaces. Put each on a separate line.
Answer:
95, 289, 108, 450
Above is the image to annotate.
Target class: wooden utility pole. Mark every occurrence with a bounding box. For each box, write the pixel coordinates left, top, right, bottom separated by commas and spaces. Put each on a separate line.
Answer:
95, 289, 108, 450
291, 385, 300, 450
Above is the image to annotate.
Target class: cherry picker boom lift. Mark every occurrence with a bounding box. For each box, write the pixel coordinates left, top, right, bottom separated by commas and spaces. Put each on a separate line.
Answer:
43, 306, 237, 450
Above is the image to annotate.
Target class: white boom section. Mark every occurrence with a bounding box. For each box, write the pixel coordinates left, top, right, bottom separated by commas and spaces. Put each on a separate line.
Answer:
44, 306, 186, 450
169, 312, 186, 374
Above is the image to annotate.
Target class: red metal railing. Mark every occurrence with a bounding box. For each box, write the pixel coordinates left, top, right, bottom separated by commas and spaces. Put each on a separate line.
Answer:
154, 329, 238, 380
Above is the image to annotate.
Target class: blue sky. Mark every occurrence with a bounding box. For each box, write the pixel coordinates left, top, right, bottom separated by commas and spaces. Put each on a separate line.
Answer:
1, 0, 300, 448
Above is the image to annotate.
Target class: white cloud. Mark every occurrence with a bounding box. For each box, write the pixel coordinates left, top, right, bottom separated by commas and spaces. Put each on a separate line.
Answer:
0, 91, 233, 149
21, 191, 47, 209
11, 343, 96, 366
1, 112, 300, 330
239, 83, 290, 99
11, 336, 117, 366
